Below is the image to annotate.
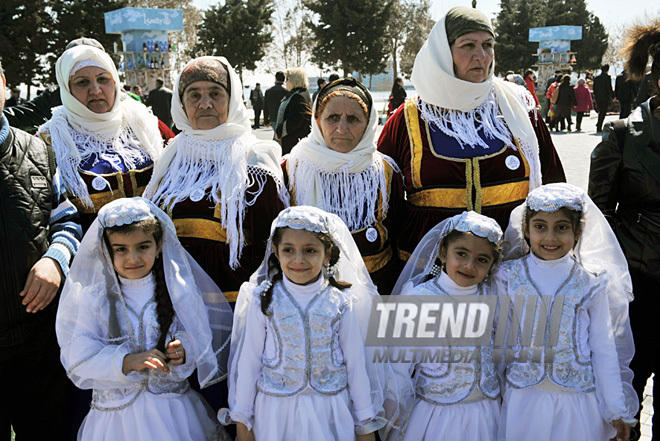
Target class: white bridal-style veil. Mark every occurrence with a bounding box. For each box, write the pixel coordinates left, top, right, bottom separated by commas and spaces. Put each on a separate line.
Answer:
56, 197, 233, 388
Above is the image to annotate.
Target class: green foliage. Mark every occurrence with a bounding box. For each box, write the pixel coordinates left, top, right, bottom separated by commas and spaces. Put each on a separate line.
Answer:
0, 0, 51, 93
495, 0, 546, 75
304, 0, 393, 77
495, 0, 608, 74
398, 0, 435, 79
194, 0, 274, 79
47, 0, 127, 84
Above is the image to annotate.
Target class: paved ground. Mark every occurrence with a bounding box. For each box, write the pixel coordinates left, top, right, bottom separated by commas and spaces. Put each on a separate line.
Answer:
255, 111, 655, 439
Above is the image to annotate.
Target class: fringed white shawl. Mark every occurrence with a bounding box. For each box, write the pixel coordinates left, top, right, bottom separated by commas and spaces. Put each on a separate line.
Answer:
286, 96, 399, 231
144, 56, 287, 269
411, 9, 542, 189
38, 45, 162, 208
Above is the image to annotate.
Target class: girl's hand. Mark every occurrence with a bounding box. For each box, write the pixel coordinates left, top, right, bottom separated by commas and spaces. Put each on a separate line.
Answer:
166, 339, 186, 365
122, 349, 170, 375
610, 419, 631, 441
236, 422, 255, 441
356, 432, 375, 441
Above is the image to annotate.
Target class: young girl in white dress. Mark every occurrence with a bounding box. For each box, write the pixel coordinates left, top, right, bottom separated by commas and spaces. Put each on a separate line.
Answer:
219, 206, 392, 441
56, 197, 233, 441
496, 183, 638, 441
387, 211, 504, 441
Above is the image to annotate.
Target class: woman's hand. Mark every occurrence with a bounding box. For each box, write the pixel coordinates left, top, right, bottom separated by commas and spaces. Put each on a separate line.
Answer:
610, 419, 631, 441
356, 432, 376, 441
236, 422, 255, 441
122, 349, 170, 375
165, 339, 186, 365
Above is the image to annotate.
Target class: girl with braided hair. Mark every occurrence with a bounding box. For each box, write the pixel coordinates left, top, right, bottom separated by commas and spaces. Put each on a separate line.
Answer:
219, 206, 394, 441
588, 17, 660, 439
56, 197, 233, 441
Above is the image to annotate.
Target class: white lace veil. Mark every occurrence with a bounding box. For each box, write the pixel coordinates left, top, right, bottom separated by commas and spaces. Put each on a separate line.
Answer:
227, 206, 396, 430
502, 183, 638, 422
391, 211, 504, 297
56, 197, 233, 388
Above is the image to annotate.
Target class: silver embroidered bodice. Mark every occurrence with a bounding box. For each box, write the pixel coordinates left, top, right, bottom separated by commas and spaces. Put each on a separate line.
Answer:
66, 276, 191, 412
258, 281, 351, 397
500, 257, 600, 392
410, 277, 500, 405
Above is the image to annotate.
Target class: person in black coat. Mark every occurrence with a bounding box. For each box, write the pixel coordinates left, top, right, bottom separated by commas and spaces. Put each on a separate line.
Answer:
263, 71, 289, 127
250, 83, 264, 128
146, 78, 173, 128
549, 75, 577, 132
615, 71, 639, 119
589, 23, 660, 439
274, 67, 312, 155
593, 64, 614, 132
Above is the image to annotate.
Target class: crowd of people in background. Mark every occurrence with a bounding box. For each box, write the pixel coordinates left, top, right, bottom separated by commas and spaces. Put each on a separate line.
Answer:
2, 8, 659, 441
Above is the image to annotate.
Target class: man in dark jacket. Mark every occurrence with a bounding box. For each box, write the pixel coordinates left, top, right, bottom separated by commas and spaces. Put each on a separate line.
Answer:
589, 84, 660, 440
593, 64, 614, 132
250, 83, 264, 128
263, 71, 289, 127
615, 71, 638, 119
147, 78, 173, 128
0, 61, 82, 440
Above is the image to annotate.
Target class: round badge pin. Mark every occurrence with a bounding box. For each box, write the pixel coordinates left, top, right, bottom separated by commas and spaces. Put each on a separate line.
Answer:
190, 189, 205, 202
505, 155, 521, 171
366, 227, 378, 243
92, 176, 108, 191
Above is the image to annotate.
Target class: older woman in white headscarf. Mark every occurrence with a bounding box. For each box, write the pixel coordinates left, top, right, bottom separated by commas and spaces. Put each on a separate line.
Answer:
284, 78, 403, 294
38, 44, 171, 232
378, 6, 565, 264
144, 56, 288, 304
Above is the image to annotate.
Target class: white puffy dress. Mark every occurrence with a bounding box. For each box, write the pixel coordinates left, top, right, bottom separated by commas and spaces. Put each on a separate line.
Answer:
497, 253, 628, 441
394, 271, 500, 441
220, 275, 381, 441
70, 274, 227, 441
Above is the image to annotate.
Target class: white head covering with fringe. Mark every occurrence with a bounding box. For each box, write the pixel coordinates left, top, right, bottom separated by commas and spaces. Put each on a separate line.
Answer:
286, 82, 399, 231
38, 45, 162, 208
411, 9, 542, 189
143, 56, 288, 269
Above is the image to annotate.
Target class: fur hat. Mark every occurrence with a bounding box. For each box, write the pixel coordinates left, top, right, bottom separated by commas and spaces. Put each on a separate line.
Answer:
620, 18, 660, 82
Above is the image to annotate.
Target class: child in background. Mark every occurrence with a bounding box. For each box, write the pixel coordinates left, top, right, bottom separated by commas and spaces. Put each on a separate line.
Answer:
56, 197, 232, 441
219, 206, 392, 441
496, 183, 638, 441
388, 211, 503, 441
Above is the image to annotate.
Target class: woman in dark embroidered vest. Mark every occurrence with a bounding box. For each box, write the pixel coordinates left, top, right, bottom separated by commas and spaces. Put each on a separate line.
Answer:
38, 44, 172, 232
283, 78, 404, 294
378, 6, 565, 264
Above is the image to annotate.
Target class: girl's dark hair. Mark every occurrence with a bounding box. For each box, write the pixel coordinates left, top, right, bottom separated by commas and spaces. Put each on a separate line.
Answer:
525, 207, 584, 239
260, 227, 352, 315
104, 218, 174, 353
422, 230, 502, 282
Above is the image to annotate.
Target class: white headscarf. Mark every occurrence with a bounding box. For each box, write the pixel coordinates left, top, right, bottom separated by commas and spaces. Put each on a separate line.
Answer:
286, 82, 399, 231
144, 56, 287, 269
38, 45, 162, 207
411, 10, 542, 189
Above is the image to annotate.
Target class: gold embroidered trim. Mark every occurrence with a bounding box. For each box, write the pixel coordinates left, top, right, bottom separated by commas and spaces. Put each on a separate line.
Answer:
173, 218, 228, 243
404, 100, 423, 189
363, 246, 393, 273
